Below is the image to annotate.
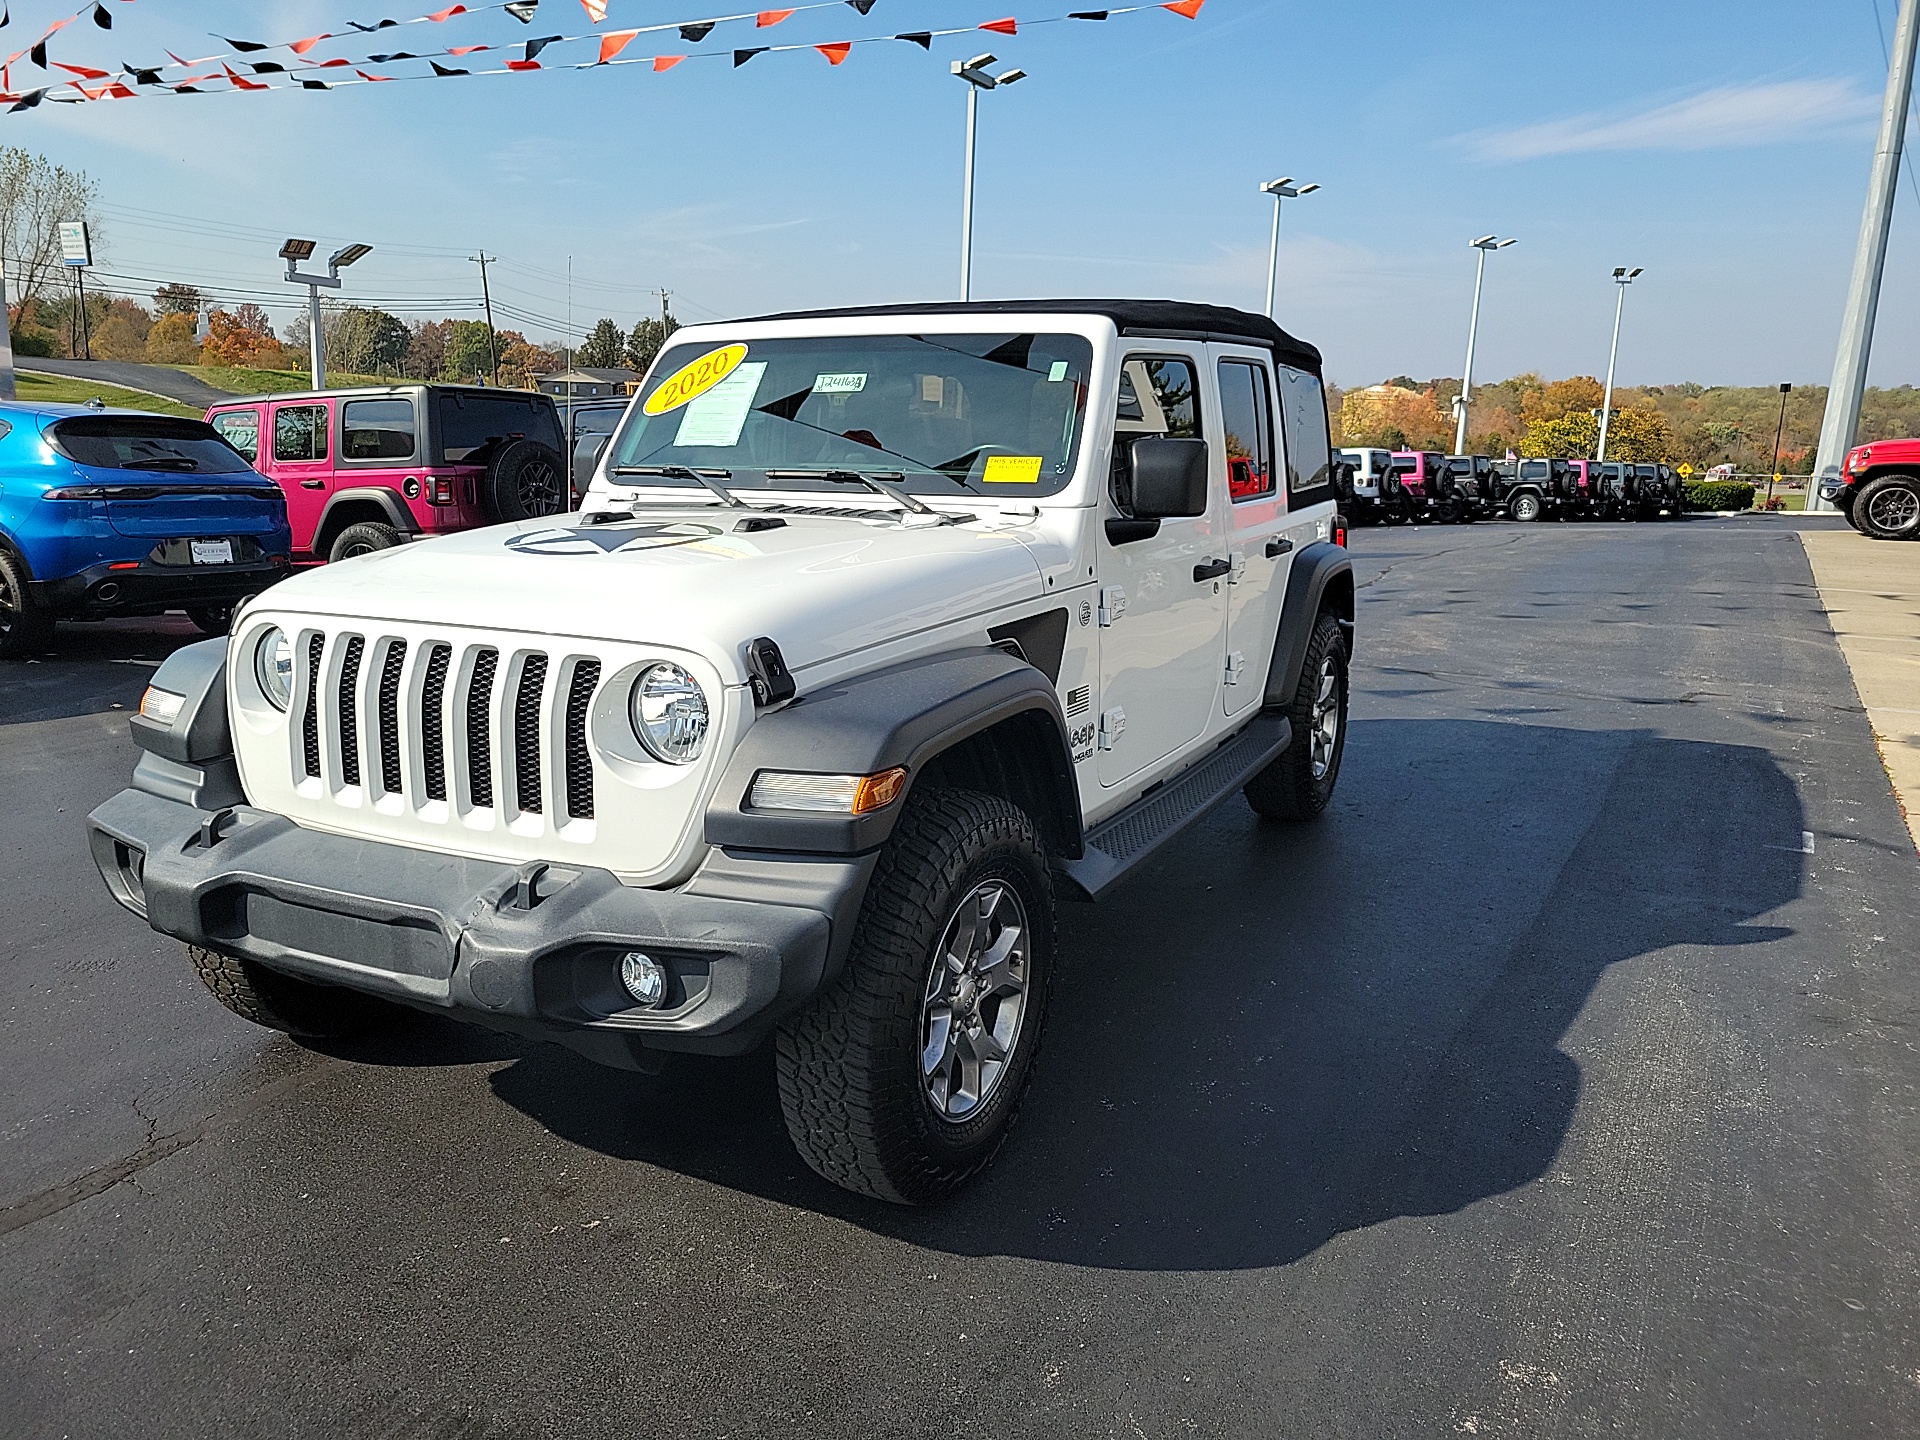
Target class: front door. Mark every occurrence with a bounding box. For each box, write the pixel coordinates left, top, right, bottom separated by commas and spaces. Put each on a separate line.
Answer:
1096, 350, 1226, 788
266, 400, 333, 555
1214, 349, 1292, 717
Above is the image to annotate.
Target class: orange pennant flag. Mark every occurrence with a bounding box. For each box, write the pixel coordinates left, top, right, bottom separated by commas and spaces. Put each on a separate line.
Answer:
653, 54, 685, 71
1162, 0, 1204, 15
978, 17, 1017, 33
449, 45, 490, 55
53, 61, 112, 79
579, 0, 609, 20
356, 69, 396, 82
222, 65, 271, 91
757, 9, 795, 25
289, 35, 331, 55
428, 4, 468, 19
598, 29, 640, 62
815, 41, 851, 63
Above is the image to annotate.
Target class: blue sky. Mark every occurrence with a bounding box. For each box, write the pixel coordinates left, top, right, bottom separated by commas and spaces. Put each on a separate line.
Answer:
10, 0, 1920, 388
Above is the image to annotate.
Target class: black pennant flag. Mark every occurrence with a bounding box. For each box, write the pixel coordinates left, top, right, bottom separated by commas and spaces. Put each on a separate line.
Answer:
845, 0, 876, 12
1069, 9, 1110, 16
126, 64, 162, 84
9, 86, 45, 110
1, 6, 9, 30
679, 22, 714, 42
249, 62, 288, 74
733, 46, 767, 65
91, 3, 110, 29
525, 35, 561, 61
349, 19, 401, 32
431, 60, 470, 76
505, 1, 540, 21
302, 79, 331, 89
367, 52, 418, 62
28, 39, 46, 66
895, 31, 931, 47
219, 37, 269, 52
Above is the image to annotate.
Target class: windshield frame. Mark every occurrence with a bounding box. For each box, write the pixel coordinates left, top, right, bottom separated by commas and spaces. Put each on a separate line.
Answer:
596, 322, 1103, 507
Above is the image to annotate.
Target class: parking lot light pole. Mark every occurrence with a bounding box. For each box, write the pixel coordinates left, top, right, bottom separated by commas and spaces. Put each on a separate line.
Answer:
1767, 382, 1792, 507
1596, 266, 1642, 462
1259, 177, 1319, 320
953, 54, 1024, 302
1453, 235, 1516, 453
280, 239, 372, 389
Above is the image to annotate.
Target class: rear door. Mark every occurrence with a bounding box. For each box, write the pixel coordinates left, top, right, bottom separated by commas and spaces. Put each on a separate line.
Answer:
1214, 348, 1290, 718
266, 400, 333, 554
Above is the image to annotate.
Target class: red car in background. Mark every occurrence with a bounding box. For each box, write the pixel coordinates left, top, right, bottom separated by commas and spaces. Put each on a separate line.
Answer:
1824, 441, 1920, 539
206, 384, 567, 564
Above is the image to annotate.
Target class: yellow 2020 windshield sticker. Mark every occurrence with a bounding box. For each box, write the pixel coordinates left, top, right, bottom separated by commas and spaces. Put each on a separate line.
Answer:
643, 344, 749, 416
983, 455, 1044, 484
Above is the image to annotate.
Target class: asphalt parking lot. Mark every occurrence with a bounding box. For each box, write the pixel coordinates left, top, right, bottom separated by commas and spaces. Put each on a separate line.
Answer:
4, 515, 1917, 1439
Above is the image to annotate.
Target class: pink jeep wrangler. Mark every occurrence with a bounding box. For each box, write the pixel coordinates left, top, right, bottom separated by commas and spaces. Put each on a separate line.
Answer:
205, 384, 568, 564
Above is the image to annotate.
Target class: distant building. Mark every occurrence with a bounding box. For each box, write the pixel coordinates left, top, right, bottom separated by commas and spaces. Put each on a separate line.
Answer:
536, 368, 639, 400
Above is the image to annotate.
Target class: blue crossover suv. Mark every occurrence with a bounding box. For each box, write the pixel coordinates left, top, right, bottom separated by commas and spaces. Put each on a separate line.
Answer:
0, 401, 292, 657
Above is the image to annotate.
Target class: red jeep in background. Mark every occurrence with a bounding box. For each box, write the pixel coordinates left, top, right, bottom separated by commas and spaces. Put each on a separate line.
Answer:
1824, 441, 1920, 540
205, 384, 567, 564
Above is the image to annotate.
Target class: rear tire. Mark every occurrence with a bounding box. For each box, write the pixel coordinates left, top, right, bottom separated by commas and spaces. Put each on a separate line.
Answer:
327, 521, 401, 564
776, 788, 1054, 1205
0, 547, 53, 659
186, 603, 236, 636
187, 944, 403, 1038
1245, 608, 1348, 822
1508, 492, 1542, 523
483, 440, 567, 523
1856, 473, 1920, 539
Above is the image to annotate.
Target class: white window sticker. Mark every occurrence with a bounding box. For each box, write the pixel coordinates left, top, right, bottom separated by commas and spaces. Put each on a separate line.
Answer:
920, 374, 944, 404
812, 372, 867, 394
672, 362, 767, 448
1047, 360, 1069, 382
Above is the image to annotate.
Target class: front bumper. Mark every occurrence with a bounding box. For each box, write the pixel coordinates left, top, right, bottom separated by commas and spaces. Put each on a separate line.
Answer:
87, 787, 875, 1067
43, 554, 290, 618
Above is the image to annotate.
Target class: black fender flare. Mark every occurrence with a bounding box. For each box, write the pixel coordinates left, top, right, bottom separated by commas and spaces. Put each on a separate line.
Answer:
314, 488, 420, 552
705, 647, 1082, 858
1262, 542, 1354, 712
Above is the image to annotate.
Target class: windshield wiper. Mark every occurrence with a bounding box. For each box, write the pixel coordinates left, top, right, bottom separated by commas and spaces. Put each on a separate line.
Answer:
610, 464, 742, 507
122, 456, 200, 471
763, 469, 949, 521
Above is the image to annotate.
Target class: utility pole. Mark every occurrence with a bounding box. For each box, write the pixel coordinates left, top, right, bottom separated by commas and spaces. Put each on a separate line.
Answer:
1812, 0, 1920, 508
470, 252, 500, 386
952, 54, 1025, 301
1597, 267, 1642, 462
1767, 383, 1792, 508
657, 288, 672, 325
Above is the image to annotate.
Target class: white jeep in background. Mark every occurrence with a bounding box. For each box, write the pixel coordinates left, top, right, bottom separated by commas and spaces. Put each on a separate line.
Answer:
89, 299, 1354, 1204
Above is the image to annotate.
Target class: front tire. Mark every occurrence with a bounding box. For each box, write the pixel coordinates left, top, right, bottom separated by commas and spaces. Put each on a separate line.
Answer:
776, 789, 1054, 1205
187, 945, 403, 1039
1245, 608, 1348, 822
1856, 473, 1920, 539
186, 603, 235, 636
327, 521, 402, 564
0, 547, 53, 659
1508, 492, 1542, 523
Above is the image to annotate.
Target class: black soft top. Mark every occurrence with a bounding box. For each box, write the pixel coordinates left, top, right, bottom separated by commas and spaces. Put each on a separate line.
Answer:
741, 298, 1322, 377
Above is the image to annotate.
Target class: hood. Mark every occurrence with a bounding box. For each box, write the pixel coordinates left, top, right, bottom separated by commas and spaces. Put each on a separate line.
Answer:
253, 507, 1047, 682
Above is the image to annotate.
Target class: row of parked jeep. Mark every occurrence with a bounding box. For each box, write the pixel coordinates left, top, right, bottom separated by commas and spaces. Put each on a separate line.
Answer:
1331, 449, 1687, 526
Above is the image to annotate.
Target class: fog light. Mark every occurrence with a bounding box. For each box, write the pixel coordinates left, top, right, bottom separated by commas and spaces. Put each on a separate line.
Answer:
619, 951, 667, 1008
749, 767, 907, 814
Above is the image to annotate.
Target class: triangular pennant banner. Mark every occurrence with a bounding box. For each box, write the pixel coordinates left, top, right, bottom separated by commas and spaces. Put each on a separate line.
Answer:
845, 0, 875, 12
314, 58, 351, 68
28, 40, 45, 67
52, 60, 109, 79
126, 65, 163, 84
896, 30, 931, 47
428, 4, 469, 19
9, 86, 45, 110
597, 29, 639, 62
356, 68, 396, 80
90, 4, 109, 30
1069, 9, 1109, 17
757, 9, 796, 27
0, 7, 8, 31
302, 79, 331, 89
979, 17, 1018, 34
653, 53, 684, 70
431, 60, 469, 75
1162, 0, 1203, 15
249, 62, 289, 74
290, 35, 330, 54
680, 22, 715, 41
815, 41, 851, 63
733, 46, 767, 65
449, 45, 489, 55
222, 64, 271, 91
504, 1, 540, 21
219, 37, 269, 52
505, 58, 542, 70
366, 53, 418, 63
579, 0, 609, 20
526, 35, 562, 60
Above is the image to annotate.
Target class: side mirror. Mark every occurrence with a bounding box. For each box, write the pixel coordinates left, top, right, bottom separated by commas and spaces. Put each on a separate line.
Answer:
1130, 437, 1209, 519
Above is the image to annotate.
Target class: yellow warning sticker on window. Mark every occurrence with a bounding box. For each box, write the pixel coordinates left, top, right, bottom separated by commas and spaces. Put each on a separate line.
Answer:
982, 455, 1044, 484
643, 343, 749, 416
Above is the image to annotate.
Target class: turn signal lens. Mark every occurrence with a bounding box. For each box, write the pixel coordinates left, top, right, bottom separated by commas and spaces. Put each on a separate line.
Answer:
139, 687, 185, 724
749, 767, 908, 814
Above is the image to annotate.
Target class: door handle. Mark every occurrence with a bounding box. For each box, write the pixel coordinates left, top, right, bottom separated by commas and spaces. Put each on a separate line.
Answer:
300, 480, 324, 490
1265, 537, 1294, 559
1192, 557, 1231, 582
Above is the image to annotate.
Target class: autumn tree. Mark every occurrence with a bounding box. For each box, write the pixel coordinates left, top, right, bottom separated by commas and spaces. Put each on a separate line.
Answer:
1339, 383, 1450, 451
152, 282, 203, 316
442, 319, 499, 382
145, 311, 199, 364
576, 318, 626, 369
91, 298, 153, 361
1522, 375, 1604, 425
201, 307, 284, 368
0, 147, 101, 316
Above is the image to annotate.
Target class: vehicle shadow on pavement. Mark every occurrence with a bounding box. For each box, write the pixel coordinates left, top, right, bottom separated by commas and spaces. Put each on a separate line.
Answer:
488, 718, 1806, 1272
0, 617, 203, 727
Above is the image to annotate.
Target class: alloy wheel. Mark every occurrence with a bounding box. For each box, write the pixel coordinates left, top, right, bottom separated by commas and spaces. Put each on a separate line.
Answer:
1866, 485, 1919, 533
521, 459, 563, 516
921, 879, 1030, 1122
1309, 654, 1342, 780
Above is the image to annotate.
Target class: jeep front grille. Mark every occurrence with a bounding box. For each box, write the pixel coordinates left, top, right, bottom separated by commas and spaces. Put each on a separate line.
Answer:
289, 628, 607, 830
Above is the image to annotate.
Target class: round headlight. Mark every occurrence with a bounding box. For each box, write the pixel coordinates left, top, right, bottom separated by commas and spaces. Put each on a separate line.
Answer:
255, 627, 293, 711
629, 662, 709, 764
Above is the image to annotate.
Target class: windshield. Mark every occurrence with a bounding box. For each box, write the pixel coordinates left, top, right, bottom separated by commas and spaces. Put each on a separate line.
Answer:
49, 416, 258, 475
607, 333, 1094, 498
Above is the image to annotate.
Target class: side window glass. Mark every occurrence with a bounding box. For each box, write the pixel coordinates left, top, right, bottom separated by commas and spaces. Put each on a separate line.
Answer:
342, 399, 416, 461
1276, 366, 1331, 501
273, 405, 329, 463
1111, 355, 1200, 514
212, 409, 260, 462
1217, 360, 1276, 501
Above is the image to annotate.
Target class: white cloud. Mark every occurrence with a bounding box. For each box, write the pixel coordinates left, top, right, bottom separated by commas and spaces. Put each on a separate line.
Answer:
1461, 78, 1879, 161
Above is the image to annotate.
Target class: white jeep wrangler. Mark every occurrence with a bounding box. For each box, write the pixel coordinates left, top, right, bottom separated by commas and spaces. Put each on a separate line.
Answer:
89, 300, 1353, 1204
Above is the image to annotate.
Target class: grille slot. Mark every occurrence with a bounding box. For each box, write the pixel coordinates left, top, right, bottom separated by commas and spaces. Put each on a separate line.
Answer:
376, 640, 407, 795
513, 654, 549, 814
563, 660, 600, 821
466, 648, 498, 808
337, 636, 365, 787
301, 633, 323, 779
420, 644, 452, 802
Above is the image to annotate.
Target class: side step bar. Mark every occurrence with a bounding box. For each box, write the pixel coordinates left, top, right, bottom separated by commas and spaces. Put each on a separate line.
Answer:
1056, 713, 1292, 901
